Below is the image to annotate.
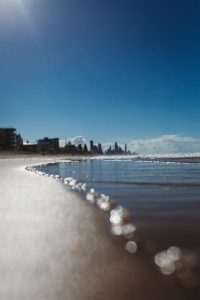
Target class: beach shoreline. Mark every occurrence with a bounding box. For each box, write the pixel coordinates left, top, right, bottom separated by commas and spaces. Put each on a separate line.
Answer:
0, 156, 199, 300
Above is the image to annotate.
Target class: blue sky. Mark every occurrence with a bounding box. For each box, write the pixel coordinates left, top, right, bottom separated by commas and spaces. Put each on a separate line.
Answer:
0, 0, 199, 146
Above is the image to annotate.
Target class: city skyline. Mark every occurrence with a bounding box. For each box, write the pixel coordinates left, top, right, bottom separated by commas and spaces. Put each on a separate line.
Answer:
0, 0, 199, 152
0, 127, 133, 154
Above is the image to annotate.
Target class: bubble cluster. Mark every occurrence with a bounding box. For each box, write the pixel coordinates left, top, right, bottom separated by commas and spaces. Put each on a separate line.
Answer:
96, 194, 111, 211
110, 206, 130, 225
109, 206, 136, 240
64, 177, 88, 192
155, 246, 181, 275
154, 246, 200, 287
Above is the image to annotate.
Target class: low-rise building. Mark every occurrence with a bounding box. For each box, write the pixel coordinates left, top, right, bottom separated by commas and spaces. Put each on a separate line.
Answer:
0, 128, 23, 150
65, 141, 77, 153
22, 143, 38, 152
37, 137, 59, 153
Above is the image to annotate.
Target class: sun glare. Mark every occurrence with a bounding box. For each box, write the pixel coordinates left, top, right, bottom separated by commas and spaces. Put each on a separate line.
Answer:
0, 0, 21, 5
0, 0, 38, 39
0, 0, 27, 13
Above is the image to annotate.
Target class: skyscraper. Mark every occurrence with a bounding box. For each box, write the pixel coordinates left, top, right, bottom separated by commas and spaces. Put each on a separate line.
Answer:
90, 140, 94, 152
114, 142, 118, 153
125, 143, 127, 154
98, 143, 102, 153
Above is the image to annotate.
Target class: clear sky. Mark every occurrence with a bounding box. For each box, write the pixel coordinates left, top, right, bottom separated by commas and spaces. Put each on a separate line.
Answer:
0, 0, 199, 144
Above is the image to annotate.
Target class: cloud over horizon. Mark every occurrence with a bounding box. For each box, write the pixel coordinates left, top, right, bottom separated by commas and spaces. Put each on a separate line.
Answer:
127, 135, 200, 155
66, 136, 88, 146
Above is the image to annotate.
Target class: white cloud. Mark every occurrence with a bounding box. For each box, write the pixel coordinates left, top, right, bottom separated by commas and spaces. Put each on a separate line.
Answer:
59, 139, 66, 147
67, 136, 88, 146
127, 135, 200, 155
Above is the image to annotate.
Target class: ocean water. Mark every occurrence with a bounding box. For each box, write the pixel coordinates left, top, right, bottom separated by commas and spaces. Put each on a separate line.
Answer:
36, 158, 200, 252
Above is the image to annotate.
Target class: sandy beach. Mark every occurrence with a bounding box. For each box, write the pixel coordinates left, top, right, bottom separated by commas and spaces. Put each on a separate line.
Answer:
0, 156, 199, 300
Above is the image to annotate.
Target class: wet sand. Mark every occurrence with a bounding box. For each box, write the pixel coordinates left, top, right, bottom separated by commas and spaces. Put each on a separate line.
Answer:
0, 157, 199, 300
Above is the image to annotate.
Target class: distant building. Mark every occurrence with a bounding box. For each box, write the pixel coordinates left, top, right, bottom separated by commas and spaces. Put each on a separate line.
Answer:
118, 146, 123, 153
89, 140, 103, 154
77, 144, 83, 152
107, 146, 112, 153
37, 137, 59, 153
0, 128, 23, 150
90, 140, 94, 152
114, 142, 119, 153
92, 145, 98, 152
22, 143, 38, 152
125, 143, 127, 154
105, 141, 131, 155
98, 143, 103, 153
65, 141, 77, 153
84, 144, 88, 152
